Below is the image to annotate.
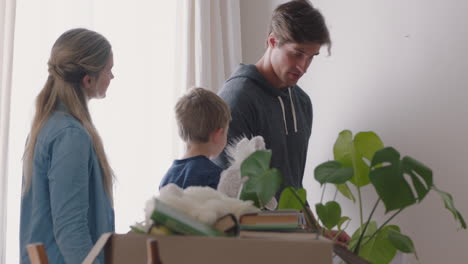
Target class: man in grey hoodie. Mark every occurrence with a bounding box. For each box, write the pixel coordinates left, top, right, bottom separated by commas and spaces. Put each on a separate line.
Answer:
215, 0, 350, 244
216, 0, 328, 195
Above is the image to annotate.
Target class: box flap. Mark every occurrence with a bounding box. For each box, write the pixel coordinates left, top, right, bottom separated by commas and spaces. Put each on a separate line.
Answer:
97, 233, 332, 264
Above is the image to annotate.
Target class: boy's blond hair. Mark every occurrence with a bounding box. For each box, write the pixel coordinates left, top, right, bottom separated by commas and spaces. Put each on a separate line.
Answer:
176, 87, 231, 143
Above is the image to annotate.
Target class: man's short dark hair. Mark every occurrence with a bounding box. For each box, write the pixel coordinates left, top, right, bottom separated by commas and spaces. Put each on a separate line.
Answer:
269, 0, 331, 50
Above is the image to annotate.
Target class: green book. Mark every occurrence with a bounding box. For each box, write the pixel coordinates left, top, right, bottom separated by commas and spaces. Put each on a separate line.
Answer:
151, 198, 226, 237
239, 210, 306, 231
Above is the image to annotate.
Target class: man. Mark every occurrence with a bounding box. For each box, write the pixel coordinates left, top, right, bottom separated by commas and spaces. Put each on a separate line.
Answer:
216, 0, 328, 196
215, 0, 350, 244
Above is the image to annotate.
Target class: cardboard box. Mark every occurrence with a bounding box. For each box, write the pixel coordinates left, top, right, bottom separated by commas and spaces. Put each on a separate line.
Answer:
84, 232, 333, 264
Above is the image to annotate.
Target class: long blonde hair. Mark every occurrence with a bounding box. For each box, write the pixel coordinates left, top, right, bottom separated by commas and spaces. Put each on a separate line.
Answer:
22, 28, 115, 202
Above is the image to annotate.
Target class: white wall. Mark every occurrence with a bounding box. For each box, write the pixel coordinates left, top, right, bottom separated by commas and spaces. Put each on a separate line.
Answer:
240, 1, 468, 263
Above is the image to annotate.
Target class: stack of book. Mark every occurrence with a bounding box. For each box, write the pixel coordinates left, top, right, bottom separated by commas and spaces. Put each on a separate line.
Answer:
150, 198, 227, 237
237, 209, 319, 240
239, 209, 307, 231
149, 199, 313, 238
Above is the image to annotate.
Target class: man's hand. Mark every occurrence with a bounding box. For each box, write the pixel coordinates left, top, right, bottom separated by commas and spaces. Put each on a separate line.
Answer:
323, 229, 351, 247
303, 206, 351, 246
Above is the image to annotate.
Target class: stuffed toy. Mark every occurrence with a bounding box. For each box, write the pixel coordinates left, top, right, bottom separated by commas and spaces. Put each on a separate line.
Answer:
139, 184, 259, 231
217, 136, 278, 210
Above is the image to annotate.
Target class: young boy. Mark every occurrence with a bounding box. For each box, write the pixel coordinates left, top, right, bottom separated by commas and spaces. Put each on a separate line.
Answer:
159, 87, 231, 189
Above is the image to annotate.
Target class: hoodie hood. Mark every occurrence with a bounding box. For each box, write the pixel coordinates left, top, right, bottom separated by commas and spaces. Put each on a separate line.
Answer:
226, 64, 284, 97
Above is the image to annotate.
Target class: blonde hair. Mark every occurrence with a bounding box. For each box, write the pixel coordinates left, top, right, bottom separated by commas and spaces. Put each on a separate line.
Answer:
22, 28, 114, 202
176, 87, 231, 143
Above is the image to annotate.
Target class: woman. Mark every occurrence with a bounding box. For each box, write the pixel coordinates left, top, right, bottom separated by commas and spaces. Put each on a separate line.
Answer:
20, 28, 115, 264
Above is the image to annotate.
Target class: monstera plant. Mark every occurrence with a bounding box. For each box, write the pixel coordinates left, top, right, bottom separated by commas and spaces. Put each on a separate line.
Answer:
309, 130, 466, 263
238, 131, 465, 263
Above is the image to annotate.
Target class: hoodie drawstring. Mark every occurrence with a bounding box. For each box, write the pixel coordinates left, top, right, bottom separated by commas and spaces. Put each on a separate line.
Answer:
277, 87, 298, 135
288, 87, 298, 133
277, 96, 289, 135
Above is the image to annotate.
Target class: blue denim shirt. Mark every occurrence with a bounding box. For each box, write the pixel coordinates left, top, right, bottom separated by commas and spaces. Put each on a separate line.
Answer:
20, 109, 115, 264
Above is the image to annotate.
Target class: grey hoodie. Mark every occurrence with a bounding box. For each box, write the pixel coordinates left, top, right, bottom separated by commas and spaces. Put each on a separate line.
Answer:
214, 64, 313, 194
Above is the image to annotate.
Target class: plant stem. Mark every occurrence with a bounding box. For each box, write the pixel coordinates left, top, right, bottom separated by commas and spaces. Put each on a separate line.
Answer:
352, 198, 380, 254
257, 193, 264, 209
360, 208, 404, 248
289, 189, 321, 234
357, 187, 363, 228
333, 186, 338, 201
320, 183, 327, 204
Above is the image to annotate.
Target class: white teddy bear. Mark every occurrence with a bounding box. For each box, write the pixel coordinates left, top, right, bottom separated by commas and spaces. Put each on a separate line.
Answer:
217, 135, 278, 210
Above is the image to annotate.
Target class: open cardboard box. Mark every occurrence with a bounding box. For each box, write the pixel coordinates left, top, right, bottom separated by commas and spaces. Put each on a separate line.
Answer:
84, 232, 333, 264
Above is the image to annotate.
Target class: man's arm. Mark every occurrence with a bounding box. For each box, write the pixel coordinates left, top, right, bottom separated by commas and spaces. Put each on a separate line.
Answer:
304, 206, 351, 246
215, 86, 257, 169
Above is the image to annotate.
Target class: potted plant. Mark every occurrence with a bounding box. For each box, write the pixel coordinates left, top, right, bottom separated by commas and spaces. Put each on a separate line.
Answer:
276, 130, 466, 264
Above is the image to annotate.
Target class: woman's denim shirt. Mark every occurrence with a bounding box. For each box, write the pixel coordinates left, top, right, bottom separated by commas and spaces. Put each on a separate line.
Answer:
20, 109, 115, 264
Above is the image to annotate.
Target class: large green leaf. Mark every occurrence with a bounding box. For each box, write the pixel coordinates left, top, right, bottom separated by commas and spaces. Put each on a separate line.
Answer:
337, 216, 350, 231
241, 150, 271, 178
351, 222, 399, 264
349, 221, 378, 250
434, 187, 467, 229
352, 132, 385, 187
387, 229, 417, 256
316, 201, 341, 230
239, 151, 282, 208
335, 183, 356, 202
314, 161, 353, 185
359, 225, 399, 264
370, 147, 414, 212
333, 130, 384, 187
370, 147, 433, 212
334, 130, 353, 167
354, 132, 385, 163
402, 157, 433, 201
278, 187, 307, 210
